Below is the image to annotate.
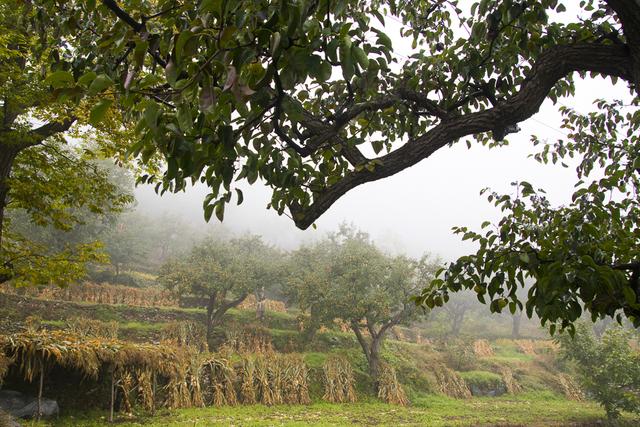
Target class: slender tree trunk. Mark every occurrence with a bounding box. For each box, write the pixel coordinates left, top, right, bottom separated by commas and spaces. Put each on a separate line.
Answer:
36, 360, 44, 421
511, 311, 522, 339
109, 368, 115, 423
205, 294, 216, 345
255, 286, 266, 322
151, 371, 156, 415
450, 310, 465, 336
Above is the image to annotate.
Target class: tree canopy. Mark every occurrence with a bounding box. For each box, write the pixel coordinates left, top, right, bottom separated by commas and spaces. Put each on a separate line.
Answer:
288, 226, 435, 384
5, 1, 640, 327
157, 235, 282, 346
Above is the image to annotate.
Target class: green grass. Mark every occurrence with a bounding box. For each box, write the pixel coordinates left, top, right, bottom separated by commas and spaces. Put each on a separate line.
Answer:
459, 370, 503, 388
28, 392, 640, 426
488, 342, 534, 364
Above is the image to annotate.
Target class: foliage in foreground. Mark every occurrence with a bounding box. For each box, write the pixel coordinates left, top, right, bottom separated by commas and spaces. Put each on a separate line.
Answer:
557, 323, 640, 419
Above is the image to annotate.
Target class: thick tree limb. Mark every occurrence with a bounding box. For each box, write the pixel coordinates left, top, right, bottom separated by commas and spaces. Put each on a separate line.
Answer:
27, 117, 76, 148
290, 43, 634, 229
605, 0, 640, 95
350, 320, 371, 363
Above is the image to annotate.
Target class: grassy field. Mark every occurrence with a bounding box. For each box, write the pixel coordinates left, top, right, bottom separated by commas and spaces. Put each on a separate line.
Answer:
27, 392, 639, 426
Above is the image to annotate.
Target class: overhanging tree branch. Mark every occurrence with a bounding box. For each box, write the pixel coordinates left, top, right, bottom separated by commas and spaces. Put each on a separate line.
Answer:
290, 43, 634, 229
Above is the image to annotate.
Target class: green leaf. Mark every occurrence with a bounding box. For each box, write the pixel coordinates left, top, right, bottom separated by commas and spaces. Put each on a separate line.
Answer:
204, 203, 214, 222
89, 99, 113, 125
352, 45, 369, 70
77, 71, 97, 87
623, 286, 636, 305
175, 31, 192, 64
45, 70, 74, 89
165, 60, 178, 86
270, 32, 282, 57
88, 74, 113, 95
215, 201, 225, 221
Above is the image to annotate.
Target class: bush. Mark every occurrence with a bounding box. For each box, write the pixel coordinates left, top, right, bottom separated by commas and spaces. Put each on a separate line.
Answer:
557, 323, 640, 419
459, 370, 506, 396
442, 340, 478, 371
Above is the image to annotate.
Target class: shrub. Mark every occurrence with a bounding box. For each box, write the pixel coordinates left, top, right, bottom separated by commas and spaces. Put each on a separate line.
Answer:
459, 370, 505, 396
557, 323, 640, 419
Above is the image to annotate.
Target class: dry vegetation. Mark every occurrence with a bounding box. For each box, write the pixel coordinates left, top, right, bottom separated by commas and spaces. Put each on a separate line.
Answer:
433, 364, 472, 399
1, 282, 176, 308
377, 363, 409, 406
322, 355, 357, 403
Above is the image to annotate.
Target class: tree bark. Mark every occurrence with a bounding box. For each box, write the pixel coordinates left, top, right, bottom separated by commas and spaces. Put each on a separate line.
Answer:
0, 143, 18, 255
36, 359, 44, 421
351, 313, 405, 390
109, 368, 115, 423
205, 292, 248, 349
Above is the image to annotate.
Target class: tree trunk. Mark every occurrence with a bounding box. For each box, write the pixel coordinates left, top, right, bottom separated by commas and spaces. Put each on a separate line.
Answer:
205, 294, 216, 345
511, 311, 522, 339
36, 360, 44, 421
368, 335, 383, 383
450, 309, 466, 336
350, 321, 388, 390
0, 144, 18, 273
255, 286, 266, 322
109, 368, 115, 423
205, 292, 247, 350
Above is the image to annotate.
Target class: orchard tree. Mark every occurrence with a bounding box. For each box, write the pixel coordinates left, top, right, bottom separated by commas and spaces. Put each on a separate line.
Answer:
289, 226, 435, 386
420, 100, 640, 333
0, 2, 138, 285
157, 235, 280, 346
21, 1, 640, 327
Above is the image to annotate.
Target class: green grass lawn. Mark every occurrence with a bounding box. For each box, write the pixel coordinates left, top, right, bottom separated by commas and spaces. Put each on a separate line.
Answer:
28, 392, 639, 427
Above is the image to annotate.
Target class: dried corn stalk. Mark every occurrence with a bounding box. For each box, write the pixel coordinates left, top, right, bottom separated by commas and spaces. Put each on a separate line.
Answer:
377, 364, 408, 406
322, 355, 357, 403
433, 364, 471, 399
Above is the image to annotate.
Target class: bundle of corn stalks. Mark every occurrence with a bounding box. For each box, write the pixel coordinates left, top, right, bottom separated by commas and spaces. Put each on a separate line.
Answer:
200, 357, 237, 406
280, 354, 311, 405
472, 339, 494, 357
222, 326, 274, 355
255, 355, 277, 405
239, 357, 257, 404
0, 328, 194, 417
433, 364, 472, 399
238, 294, 287, 313
118, 369, 134, 413
515, 340, 536, 356
500, 367, 522, 394
65, 317, 119, 339
161, 321, 208, 352
322, 355, 357, 403
135, 368, 155, 412
557, 373, 584, 401
235, 354, 310, 406
1, 282, 177, 308
377, 364, 408, 406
